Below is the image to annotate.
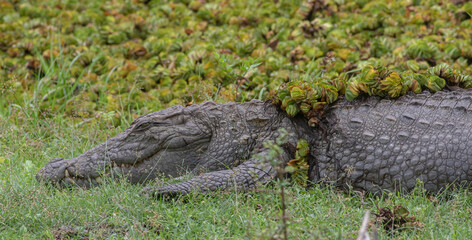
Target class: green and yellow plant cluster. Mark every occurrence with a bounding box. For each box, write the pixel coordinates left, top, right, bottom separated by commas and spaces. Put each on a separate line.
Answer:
1, 0, 472, 125
273, 1, 472, 124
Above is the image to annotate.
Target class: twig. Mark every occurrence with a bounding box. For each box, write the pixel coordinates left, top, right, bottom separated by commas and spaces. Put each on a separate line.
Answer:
356, 211, 371, 240
279, 171, 288, 240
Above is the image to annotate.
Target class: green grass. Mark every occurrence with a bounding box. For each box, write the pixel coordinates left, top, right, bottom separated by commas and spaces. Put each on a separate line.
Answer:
1, 111, 472, 239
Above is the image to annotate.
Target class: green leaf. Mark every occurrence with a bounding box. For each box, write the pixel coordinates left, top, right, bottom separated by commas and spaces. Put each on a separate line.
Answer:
290, 86, 306, 100
426, 75, 446, 92
286, 103, 299, 117
296, 139, 309, 158
394, 205, 410, 219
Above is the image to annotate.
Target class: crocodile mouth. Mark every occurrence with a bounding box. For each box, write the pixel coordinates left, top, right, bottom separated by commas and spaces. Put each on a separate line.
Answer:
61, 170, 104, 188
45, 144, 207, 188
59, 157, 162, 188
37, 153, 161, 188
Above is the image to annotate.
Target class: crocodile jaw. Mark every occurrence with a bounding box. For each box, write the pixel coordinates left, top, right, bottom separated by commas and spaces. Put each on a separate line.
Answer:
36, 106, 212, 188
36, 136, 210, 188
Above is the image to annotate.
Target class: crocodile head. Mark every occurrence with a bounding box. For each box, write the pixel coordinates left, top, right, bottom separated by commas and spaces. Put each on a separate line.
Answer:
36, 104, 213, 188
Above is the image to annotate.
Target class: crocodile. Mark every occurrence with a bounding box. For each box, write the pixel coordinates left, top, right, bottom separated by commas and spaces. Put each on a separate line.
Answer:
36, 90, 472, 196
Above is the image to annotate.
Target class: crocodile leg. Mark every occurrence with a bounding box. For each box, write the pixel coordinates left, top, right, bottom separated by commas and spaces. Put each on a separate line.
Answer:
143, 148, 290, 197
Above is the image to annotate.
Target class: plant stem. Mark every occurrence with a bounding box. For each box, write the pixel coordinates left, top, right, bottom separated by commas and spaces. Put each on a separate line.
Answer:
281, 184, 288, 240
278, 166, 288, 240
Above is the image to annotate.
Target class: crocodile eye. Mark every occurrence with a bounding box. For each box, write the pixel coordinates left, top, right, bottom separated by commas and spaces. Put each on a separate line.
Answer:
135, 122, 151, 131
135, 121, 167, 132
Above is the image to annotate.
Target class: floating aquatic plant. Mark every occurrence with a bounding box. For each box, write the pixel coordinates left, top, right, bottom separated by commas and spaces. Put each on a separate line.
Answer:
0, 0, 471, 122
275, 63, 472, 125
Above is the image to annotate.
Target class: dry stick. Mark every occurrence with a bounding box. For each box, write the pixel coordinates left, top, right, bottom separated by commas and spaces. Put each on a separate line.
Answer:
356, 211, 372, 240
278, 167, 288, 240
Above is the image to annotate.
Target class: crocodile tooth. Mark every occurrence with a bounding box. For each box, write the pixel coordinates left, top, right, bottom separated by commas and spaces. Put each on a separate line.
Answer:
112, 162, 118, 168
64, 169, 70, 177
64, 178, 75, 185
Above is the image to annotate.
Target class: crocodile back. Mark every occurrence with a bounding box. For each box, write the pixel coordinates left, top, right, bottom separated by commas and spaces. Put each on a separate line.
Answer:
310, 90, 472, 193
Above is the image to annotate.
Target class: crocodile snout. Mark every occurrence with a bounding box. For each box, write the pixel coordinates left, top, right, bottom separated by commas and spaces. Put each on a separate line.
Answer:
36, 157, 69, 183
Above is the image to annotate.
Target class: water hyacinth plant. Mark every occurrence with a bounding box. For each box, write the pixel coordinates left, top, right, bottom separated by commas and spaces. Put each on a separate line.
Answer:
275, 63, 472, 125
1, 0, 472, 123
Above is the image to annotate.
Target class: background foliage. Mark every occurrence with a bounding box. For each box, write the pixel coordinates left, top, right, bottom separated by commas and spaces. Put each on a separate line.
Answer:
2, 0, 472, 122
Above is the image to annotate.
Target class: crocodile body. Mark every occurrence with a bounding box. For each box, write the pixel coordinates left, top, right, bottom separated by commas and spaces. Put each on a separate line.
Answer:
310, 90, 472, 193
37, 90, 472, 196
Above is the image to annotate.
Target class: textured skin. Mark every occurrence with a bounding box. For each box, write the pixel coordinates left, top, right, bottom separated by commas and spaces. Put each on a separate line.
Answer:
309, 90, 472, 193
37, 90, 472, 196
36, 100, 308, 196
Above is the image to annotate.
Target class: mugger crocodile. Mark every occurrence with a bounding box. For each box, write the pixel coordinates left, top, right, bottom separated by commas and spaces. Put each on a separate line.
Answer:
36, 90, 472, 196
